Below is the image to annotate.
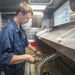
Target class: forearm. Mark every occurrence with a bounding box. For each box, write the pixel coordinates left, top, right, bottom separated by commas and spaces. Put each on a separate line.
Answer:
27, 44, 42, 56
9, 54, 35, 64
9, 55, 28, 64
27, 44, 37, 53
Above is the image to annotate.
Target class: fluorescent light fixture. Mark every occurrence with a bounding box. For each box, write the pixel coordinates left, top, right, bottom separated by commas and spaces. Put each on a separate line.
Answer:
30, 5, 46, 10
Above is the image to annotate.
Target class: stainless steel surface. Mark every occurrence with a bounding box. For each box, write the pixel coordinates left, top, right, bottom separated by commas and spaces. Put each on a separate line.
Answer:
57, 27, 75, 49
35, 23, 75, 62
37, 25, 74, 42
40, 38, 75, 61
35, 35, 75, 75
32, 15, 42, 28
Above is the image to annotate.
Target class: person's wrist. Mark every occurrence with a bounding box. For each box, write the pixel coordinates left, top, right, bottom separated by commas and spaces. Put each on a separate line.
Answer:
34, 50, 38, 53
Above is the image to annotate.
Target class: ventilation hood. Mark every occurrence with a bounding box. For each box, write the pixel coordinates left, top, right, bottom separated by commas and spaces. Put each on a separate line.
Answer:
0, 0, 67, 13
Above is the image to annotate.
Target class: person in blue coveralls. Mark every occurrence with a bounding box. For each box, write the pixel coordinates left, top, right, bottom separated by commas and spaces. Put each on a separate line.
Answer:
0, 2, 42, 75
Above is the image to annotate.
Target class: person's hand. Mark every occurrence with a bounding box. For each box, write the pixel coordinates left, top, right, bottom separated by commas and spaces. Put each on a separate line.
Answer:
25, 54, 35, 64
36, 51, 43, 56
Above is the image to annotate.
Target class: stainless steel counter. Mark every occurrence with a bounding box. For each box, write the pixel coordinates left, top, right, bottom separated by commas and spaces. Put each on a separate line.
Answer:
36, 23, 75, 62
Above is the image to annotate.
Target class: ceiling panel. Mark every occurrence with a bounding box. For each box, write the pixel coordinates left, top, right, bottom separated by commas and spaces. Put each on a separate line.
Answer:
0, 0, 28, 12
0, 0, 67, 13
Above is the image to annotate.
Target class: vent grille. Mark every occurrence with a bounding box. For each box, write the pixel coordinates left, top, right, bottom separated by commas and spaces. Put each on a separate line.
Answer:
29, 0, 52, 4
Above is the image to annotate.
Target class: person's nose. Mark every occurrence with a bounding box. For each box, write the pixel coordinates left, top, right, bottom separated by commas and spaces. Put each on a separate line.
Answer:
25, 19, 29, 23
25, 20, 28, 23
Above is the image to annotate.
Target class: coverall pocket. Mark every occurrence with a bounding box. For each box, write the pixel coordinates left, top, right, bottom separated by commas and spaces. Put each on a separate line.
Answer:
14, 43, 23, 54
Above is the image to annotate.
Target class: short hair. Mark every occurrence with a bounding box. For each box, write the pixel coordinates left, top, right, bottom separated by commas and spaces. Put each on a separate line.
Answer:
16, 2, 33, 15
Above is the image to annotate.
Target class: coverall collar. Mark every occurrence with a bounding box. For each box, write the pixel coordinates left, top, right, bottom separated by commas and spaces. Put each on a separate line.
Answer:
11, 18, 22, 32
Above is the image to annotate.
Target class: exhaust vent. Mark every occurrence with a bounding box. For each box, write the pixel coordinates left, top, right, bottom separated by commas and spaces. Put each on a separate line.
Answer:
29, 0, 53, 5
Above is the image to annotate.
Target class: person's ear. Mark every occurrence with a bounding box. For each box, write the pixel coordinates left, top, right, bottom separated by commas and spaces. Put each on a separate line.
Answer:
18, 12, 23, 16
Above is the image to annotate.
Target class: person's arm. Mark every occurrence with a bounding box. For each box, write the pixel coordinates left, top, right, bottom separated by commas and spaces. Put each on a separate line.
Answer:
27, 44, 42, 55
9, 54, 35, 64
27, 44, 37, 53
0, 29, 15, 65
23, 32, 42, 55
0, 29, 34, 66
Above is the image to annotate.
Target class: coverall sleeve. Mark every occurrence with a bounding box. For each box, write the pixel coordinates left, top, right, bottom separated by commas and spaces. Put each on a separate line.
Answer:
0, 29, 14, 65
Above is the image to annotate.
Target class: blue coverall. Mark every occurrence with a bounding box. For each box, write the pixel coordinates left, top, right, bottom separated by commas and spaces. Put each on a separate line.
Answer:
0, 19, 29, 75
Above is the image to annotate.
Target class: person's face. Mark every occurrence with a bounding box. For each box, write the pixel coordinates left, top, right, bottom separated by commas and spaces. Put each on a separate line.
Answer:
19, 12, 32, 24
